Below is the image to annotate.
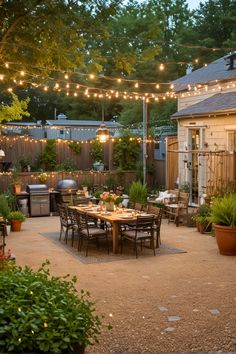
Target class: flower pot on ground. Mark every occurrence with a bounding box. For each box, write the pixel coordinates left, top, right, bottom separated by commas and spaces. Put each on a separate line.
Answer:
0, 260, 103, 353
208, 194, 236, 256
7, 211, 26, 232
192, 204, 211, 233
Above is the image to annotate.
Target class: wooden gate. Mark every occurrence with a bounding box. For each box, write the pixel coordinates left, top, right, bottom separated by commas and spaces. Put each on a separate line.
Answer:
166, 136, 178, 189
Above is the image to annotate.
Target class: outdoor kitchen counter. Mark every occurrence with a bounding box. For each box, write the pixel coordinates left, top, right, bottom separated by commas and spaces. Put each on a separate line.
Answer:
15, 190, 60, 216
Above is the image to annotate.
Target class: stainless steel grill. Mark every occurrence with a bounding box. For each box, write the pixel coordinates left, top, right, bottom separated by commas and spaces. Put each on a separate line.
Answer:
56, 179, 78, 195
26, 184, 50, 216
56, 179, 78, 203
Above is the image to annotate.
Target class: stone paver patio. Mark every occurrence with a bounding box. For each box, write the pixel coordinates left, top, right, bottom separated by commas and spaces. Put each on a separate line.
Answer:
5, 216, 236, 353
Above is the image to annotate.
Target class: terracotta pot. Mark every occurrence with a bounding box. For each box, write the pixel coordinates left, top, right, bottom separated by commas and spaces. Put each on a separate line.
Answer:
14, 184, 22, 193
11, 220, 22, 232
196, 222, 200, 232
198, 223, 205, 234
213, 224, 236, 256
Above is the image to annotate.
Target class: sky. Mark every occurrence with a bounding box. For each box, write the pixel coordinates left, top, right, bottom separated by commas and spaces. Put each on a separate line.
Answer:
132, 0, 205, 11
186, 0, 204, 10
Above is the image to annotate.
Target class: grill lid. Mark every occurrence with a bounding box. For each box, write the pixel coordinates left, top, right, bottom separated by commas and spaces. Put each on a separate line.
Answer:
26, 184, 49, 193
56, 179, 78, 192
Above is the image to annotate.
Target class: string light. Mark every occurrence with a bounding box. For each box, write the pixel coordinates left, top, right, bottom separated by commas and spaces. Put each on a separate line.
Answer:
1, 58, 236, 101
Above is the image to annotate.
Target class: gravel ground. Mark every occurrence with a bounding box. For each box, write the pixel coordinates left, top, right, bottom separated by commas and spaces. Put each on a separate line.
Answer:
6, 216, 236, 354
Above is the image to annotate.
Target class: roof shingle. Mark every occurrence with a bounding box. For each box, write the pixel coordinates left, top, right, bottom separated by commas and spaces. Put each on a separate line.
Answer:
171, 91, 236, 119
172, 56, 236, 92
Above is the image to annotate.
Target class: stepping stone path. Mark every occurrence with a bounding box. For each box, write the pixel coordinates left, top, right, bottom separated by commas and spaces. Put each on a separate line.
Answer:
164, 327, 175, 332
158, 306, 168, 312
209, 309, 220, 315
168, 315, 181, 321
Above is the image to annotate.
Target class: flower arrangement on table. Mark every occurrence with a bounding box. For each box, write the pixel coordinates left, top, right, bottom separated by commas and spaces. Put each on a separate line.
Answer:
100, 192, 121, 205
38, 172, 48, 183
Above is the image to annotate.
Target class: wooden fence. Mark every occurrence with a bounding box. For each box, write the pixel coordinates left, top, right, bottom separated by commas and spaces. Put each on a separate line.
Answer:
166, 136, 236, 196
0, 170, 137, 193
203, 151, 236, 196
0, 135, 112, 170
0, 134, 157, 190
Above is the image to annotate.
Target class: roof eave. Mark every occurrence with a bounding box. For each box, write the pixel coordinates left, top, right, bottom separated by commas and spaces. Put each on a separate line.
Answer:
171, 109, 236, 120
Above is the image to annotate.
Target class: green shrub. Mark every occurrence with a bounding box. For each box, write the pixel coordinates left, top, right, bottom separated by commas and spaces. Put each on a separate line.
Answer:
68, 141, 82, 155
37, 139, 57, 171
90, 140, 103, 163
0, 194, 10, 220
209, 194, 236, 227
7, 211, 26, 222
129, 181, 148, 204
57, 160, 78, 172
0, 261, 103, 353
113, 134, 140, 170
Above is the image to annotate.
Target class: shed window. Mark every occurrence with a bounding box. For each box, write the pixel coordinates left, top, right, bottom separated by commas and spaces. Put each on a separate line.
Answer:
227, 131, 236, 152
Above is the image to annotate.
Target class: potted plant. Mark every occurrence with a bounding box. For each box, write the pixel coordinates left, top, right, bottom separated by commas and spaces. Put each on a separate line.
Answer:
100, 191, 121, 211
0, 194, 11, 236
38, 172, 48, 183
129, 181, 148, 205
11, 171, 22, 193
8, 211, 26, 232
0, 260, 103, 353
192, 203, 211, 234
208, 194, 236, 255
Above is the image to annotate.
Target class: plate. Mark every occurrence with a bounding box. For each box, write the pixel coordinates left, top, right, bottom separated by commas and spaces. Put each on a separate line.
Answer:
119, 215, 133, 219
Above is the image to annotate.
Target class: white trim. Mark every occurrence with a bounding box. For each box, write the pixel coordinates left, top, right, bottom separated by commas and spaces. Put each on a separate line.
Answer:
183, 122, 208, 127
224, 125, 236, 130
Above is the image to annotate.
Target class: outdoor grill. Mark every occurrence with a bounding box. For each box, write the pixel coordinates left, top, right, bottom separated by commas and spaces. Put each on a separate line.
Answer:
56, 179, 78, 203
26, 184, 50, 217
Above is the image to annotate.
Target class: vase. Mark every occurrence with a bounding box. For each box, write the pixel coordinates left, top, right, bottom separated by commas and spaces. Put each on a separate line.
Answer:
105, 202, 115, 212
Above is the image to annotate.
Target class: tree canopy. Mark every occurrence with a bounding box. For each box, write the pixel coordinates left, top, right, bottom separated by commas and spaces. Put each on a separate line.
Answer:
0, 0, 235, 127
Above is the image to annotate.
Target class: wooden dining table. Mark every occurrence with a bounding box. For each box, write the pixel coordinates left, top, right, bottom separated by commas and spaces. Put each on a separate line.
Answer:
70, 205, 152, 254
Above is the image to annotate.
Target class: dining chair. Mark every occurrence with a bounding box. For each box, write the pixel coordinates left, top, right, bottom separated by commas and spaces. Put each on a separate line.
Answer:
120, 215, 155, 258
77, 211, 110, 257
166, 192, 189, 226
72, 196, 91, 205
147, 205, 163, 248
57, 204, 76, 244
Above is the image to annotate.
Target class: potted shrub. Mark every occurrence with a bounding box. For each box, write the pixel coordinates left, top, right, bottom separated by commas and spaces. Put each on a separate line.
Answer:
192, 203, 211, 233
8, 211, 26, 232
129, 181, 148, 205
208, 194, 236, 255
0, 260, 103, 353
0, 194, 11, 235
11, 171, 22, 193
